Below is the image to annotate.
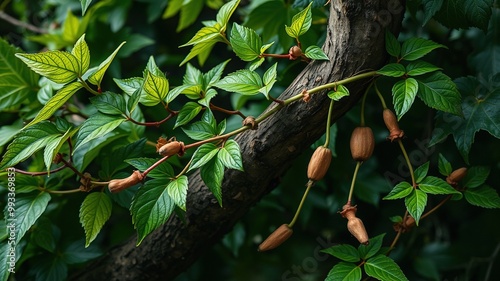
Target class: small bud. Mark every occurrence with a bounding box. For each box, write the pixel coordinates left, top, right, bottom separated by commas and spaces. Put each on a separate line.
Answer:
242, 116, 258, 130
289, 46, 303, 60
350, 127, 375, 162
155, 137, 169, 153
258, 224, 293, 251
108, 170, 143, 193
446, 167, 468, 186
383, 109, 404, 141
79, 172, 93, 192
347, 217, 369, 245
307, 146, 332, 182
158, 141, 184, 157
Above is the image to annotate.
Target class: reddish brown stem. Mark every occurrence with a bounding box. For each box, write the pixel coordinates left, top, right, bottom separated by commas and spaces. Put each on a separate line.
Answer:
59, 158, 85, 178
209, 103, 246, 118
260, 53, 291, 59
127, 113, 176, 127
14, 165, 67, 176
142, 154, 172, 178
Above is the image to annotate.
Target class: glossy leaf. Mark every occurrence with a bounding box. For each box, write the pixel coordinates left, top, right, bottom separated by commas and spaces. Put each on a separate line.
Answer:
182, 121, 216, 141
416, 72, 461, 115
204, 59, 231, 88
189, 143, 219, 172
218, 139, 243, 171
377, 63, 406, 77
174, 102, 202, 128
125, 158, 174, 179
328, 84, 350, 101
437, 153, 452, 176
400, 38, 446, 61
385, 31, 400, 57
88, 41, 126, 88
325, 262, 361, 281
464, 185, 500, 208
321, 244, 360, 262
81, 0, 93, 15
167, 176, 188, 210
71, 34, 90, 74
419, 176, 461, 197
414, 162, 429, 183
259, 63, 278, 99
462, 166, 490, 188
383, 182, 413, 200
114, 77, 143, 95
15, 51, 80, 84
43, 127, 77, 172
216, 0, 240, 30
214, 69, 263, 96
79, 192, 112, 247
180, 26, 221, 47
230, 23, 262, 61
365, 255, 409, 281
90, 91, 127, 115
405, 189, 427, 225
200, 156, 225, 206
392, 78, 418, 119
406, 60, 441, 76
285, 2, 312, 38
74, 114, 126, 152
180, 38, 221, 66
141, 70, 169, 106
304, 45, 329, 60
358, 233, 385, 260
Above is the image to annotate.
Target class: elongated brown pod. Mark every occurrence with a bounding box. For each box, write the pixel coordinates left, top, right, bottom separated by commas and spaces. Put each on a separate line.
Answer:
108, 170, 143, 193
307, 146, 332, 181
350, 126, 375, 162
258, 224, 293, 251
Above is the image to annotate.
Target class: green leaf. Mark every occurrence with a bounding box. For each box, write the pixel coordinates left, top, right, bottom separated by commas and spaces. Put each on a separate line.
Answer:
416, 72, 462, 115
167, 176, 188, 210
405, 189, 427, 225
364, 255, 409, 281
32, 217, 56, 253
44, 127, 77, 172
462, 166, 490, 188
71, 34, 90, 74
189, 143, 219, 172
214, 69, 263, 96
259, 62, 278, 99
0, 121, 61, 170
321, 244, 360, 262
325, 262, 362, 281
31, 255, 68, 281
419, 176, 461, 197
377, 63, 406, 77
15, 51, 80, 84
198, 88, 218, 107
422, 0, 443, 25
328, 84, 350, 101
81, 0, 93, 15
200, 156, 225, 206
438, 153, 452, 176
141, 70, 169, 106
358, 233, 385, 260
392, 78, 418, 119
182, 122, 217, 141
79, 192, 112, 247
0, 39, 39, 110
180, 26, 222, 47
204, 59, 231, 88
88, 41, 126, 88
62, 240, 102, 264
114, 77, 143, 95
414, 161, 429, 183
5, 191, 51, 244
464, 0, 494, 31
400, 38, 445, 61
230, 23, 262, 61
383, 181, 413, 200
435, 0, 493, 31
74, 113, 126, 152
464, 185, 500, 208
25, 81, 83, 128
90, 92, 127, 115
285, 2, 313, 38
406, 60, 441, 76
131, 179, 175, 245
174, 102, 202, 129
180, 37, 221, 66
304, 45, 329, 60
385, 31, 400, 57
218, 139, 243, 171
216, 0, 240, 31
125, 158, 174, 179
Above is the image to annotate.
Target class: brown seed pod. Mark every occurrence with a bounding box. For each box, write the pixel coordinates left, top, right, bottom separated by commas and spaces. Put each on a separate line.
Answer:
108, 170, 143, 193
158, 141, 184, 157
350, 126, 375, 162
258, 224, 293, 252
307, 146, 332, 182
446, 167, 468, 186
289, 46, 303, 60
383, 109, 404, 141
340, 204, 369, 245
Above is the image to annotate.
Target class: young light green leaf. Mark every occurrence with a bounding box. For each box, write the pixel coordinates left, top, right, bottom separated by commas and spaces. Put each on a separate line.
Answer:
88, 41, 126, 88
43, 127, 77, 172
419, 176, 461, 197
464, 185, 500, 208
141, 70, 169, 106
259, 63, 278, 99
325, 262, 362, 281
377, 63, 406, 77
285, 2, 313, 38
180, 38, 220, 66
405, 189, 427, 225
249, 57, 265, 71
79, 192, 112, 247
392, 78, 418, 119
414, 161, 429, 183
416, 72, 462, 115
462, 166, 490, 188
174, 102, 202, 128
131, 179, 175, 245
167, 176, 188, 210
182, 121, 217, 141
198, 88, 218, 107
364, 255, 409, 281
214, 69, 263, 96
400, 38, 446, 61
32, 217, 56, 253
406, 60, 441, 76
180, 26, 222, 47
114, 77, 143, 95
216, 0, 240, 31
218, 139, 243, 171
230, 23, 262, 61
188, 143, 219, 172
385, 30, 401, 57
15, 51, 80, 84
71, 34, 90, 74
74, 113, 126, 152
9, 191, 51, 244
437, 153, 452, 176
90, 91, 127, 115
200, 156, 225, 206
383, 181, 413, 200
358, 233, 386, 260
204, 59, 231, 88
81, 0, 93, 15
328, 84, 350, 101
321, 244, 360, 262
304, 45, 329, 60
61, 9, 80, 43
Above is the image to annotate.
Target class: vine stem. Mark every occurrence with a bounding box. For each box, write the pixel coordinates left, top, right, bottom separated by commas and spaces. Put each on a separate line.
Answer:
40, 188, 82, 194
174, 159, 193, 179
13, 165, 67, 176
324, 99, 335, 148
374, 83, 388, 109
142, 154, 172, 178
79, 78, 100, 95
347, 161, 361, 204
359, 83, 372, 126
0, 10, 46, 33
288, 181, 313, 228
397, 139, 416, 187
127, 112, 175, 127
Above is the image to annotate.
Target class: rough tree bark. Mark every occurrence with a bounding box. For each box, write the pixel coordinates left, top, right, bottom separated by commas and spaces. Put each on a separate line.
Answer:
72, 1, 404, 280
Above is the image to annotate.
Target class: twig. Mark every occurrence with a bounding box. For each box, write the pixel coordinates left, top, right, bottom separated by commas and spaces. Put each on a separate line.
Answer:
0, 11, 46, 34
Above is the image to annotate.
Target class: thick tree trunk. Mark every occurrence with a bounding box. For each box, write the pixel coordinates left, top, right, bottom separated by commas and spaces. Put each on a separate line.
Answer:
72, 1, 403, 280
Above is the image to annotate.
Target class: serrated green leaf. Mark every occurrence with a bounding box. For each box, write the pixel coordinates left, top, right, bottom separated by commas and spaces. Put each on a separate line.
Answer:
180, 26, 222, 47
249, 57, 265, 71
198, 88, 218, 107
414, 161, 429, 183
260, 42, 274, 54
62, 240, 102, 264
71, 34, 90, 74
200, 156, 225, 206
43, 127, 77, 172
304, 45, 329, 60
383, 181, 413, 200
114, 77, 143, 95
438, 153, 452, 176
32, 217, 56, 253
127, 88, 141, 114
174, 102, 202, 129
88, 41, 126, 88
392, 78, 418, 119
180, 38, 221, 66
216, 0, 240, 31
215, 69, 263, 96
79, 192, 112, 247
405, 189, 427, 225
0, 122, 61, 170
385, 31, 400, 57
81, 0, 93, 15
204, 59, 231, 88
462, 166, 490, 188
74, 114, 126, 152
464, 185, 500, 208
419, 176, 461, 197
364, 255, 409, 281
0, 39, 39, 110
31, 254, 68, 281
321, 244, 360, 262
328, 84, 350, 101
125, 158, 174, 179
230, 23, 262, 61
400, 38, 445, 61
141, 70, 169, 106
15, 51, 80, 84
176, 0, 204, 32
377, 63, 406, 77
285, 2, 312, 38
25, 81, 83, 128
131, 179, 175, 245
61, 9, 81, 43
182, 122, 217, 141
218, 139, 243, 171
259, 63, 278, 99
90, 91, 127, 115
167, 176, 188, 210
358, 233, 385, 260
416, 72, 462, 115
325, 262, 362, 281
406, 60, 441, 76
189, 143, 219, 172
422, 0, 443, 25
